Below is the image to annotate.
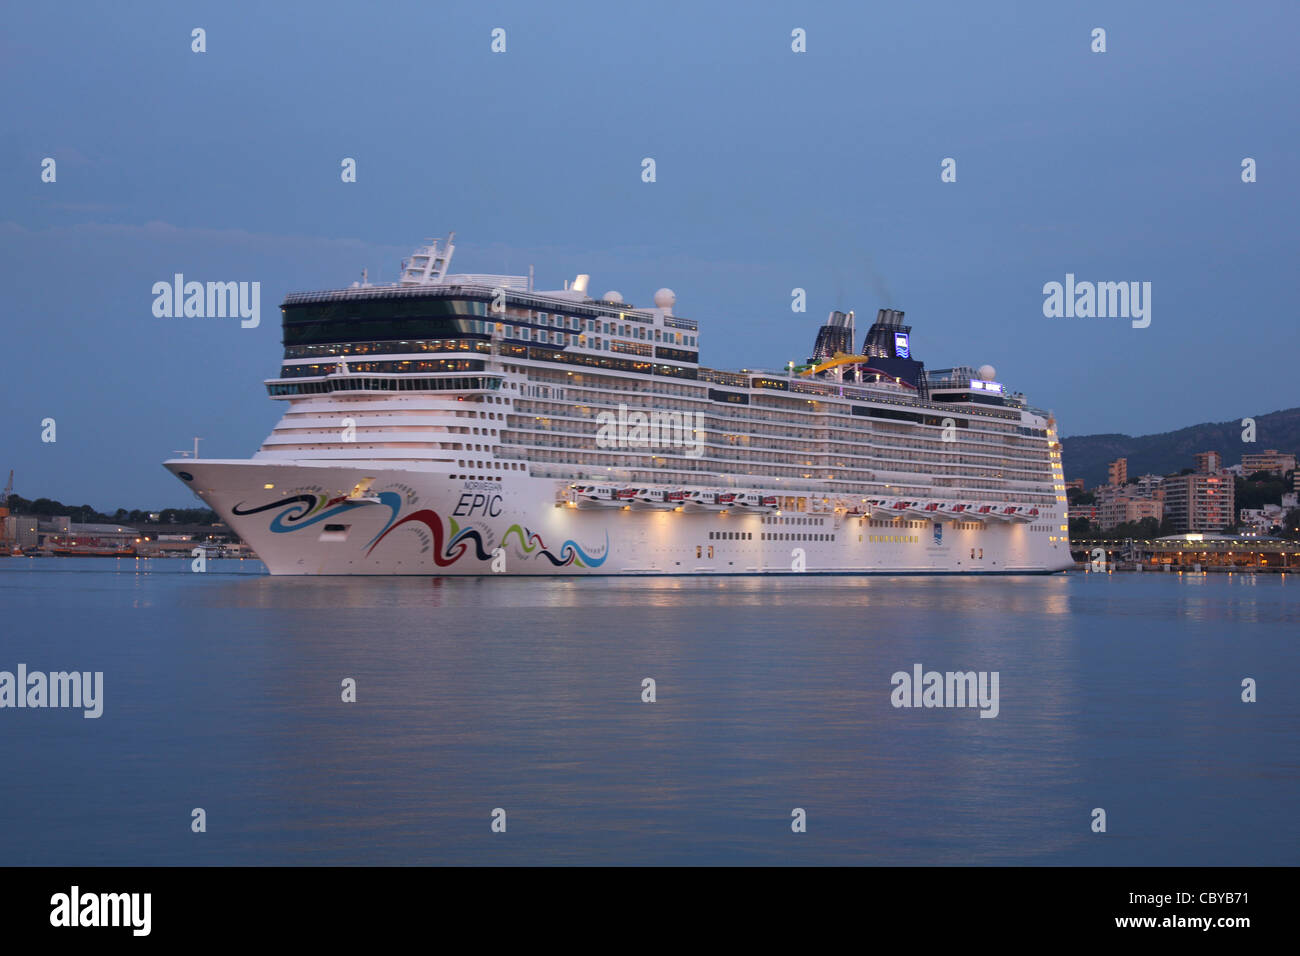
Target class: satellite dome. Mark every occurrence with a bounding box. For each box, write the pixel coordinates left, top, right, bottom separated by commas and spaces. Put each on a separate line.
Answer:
653, 288, 676, 310
603, 291, 623, 304
978, 364, 996, 381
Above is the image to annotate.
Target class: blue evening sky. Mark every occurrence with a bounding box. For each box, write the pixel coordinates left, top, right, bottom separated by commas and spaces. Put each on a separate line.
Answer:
2, 0, 1297, 508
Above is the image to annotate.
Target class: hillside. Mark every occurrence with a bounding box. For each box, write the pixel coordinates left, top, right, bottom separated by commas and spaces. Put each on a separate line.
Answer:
1061, 408, 1300, 488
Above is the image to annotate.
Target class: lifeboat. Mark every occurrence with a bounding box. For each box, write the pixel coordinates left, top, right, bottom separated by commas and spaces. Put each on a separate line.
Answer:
1010, 506, 1038, 522
683, 489, 721, 511
733, 491, 776, 511
683, 490, 736, 511
889, 500, 920, 518
573, 484, 620, 508
868, 498, 897, 518
630, 488, 681, 510
974, 503, 1012, 521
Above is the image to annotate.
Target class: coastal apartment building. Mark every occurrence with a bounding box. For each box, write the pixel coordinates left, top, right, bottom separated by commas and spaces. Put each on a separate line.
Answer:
1068, 503, 1100, 526
1097, 495, 1164, 530
1241, 449, 1297, 476
1107, 457, 1128, 486
1163, 472, 1235, 532
1240, 505, 1285, 534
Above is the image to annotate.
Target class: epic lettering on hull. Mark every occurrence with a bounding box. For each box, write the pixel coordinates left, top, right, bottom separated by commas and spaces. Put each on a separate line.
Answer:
453, 493, 503, 517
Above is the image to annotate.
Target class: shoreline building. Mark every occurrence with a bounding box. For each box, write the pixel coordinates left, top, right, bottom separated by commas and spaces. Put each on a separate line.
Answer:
1068, 502, 1100, 526
1241, 449, 1297, 476
1164, 451, 1234, 532
1092, 466, 1163, 530
1098, 494, 1163, 530
1239, 505, 1285, 534
1194, 450, 1222, 476
1107, 457, 1128, 487
1134, 473, 1165, 499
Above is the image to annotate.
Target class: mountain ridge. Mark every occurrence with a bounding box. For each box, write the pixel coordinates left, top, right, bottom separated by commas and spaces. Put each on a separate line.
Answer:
1061, 407, 1300, 488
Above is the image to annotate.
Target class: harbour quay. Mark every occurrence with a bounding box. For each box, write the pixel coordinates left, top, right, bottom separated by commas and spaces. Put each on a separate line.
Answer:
1071, 533, 1300, 572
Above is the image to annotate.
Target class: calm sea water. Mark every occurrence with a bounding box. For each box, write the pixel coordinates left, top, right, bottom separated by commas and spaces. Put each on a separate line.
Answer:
1, 558, 1296, 866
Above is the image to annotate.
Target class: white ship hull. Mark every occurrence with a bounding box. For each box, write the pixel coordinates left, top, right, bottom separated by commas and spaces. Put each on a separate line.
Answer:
167, 460, 1074, 576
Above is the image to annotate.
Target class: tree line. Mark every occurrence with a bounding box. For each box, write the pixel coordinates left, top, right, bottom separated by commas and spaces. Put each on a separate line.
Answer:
3, 494, 221, 526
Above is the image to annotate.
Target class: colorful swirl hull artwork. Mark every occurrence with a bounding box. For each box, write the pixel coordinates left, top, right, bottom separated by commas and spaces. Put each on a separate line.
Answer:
231, 491, 609, 569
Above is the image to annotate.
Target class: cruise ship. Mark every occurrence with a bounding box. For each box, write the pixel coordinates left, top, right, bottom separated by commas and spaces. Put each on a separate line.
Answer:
164, 235, 1072, 575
